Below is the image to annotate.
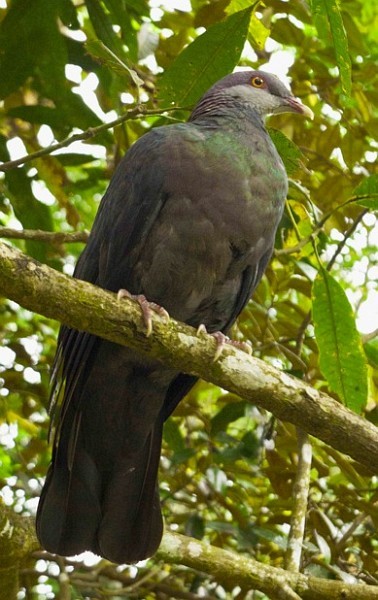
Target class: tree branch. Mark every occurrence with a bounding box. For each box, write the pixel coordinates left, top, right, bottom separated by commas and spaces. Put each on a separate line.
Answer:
0, 500, 39, 600
0, 105, 184, 172
0, 227, 89, 244
285, 430, 312, 572
0, 241, 378, 473
2, 498, 378, 599
326, 209, 369, 271
158, 532, 378, 599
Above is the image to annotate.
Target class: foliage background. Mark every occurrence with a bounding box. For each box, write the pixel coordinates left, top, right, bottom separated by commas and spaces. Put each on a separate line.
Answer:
0, 0, 377, 598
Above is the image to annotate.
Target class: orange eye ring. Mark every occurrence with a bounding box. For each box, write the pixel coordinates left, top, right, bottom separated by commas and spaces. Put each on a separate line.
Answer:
251, 76, 265, 88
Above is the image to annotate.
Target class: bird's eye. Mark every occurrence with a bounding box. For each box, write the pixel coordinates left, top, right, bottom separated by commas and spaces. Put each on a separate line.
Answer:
251, 76, 265, 88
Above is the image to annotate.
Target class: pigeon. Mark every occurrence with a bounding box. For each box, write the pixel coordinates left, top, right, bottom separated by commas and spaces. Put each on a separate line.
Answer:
36, 70, 313, 563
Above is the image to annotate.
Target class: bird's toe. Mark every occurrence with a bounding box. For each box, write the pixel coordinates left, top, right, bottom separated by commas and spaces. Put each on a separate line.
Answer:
197, 326, 252, 361
117, 289, 169, 337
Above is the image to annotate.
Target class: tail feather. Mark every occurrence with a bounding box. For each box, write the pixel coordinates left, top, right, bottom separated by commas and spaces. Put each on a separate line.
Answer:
99, 424, 163, 563
37, 341, 186, 563
37, 446, 102, 556
37, 420, 164, 563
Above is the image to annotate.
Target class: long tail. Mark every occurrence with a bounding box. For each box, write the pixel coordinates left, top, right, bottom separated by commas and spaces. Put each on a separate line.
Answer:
36, 341, 168, 564
36, 410, 164, 563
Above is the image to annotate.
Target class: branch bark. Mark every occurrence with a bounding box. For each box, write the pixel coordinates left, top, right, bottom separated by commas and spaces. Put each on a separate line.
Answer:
158, 532, 378, 599
0, 241, 378, 473
0, 500, 39, 600
0, 226, 89, 244
285, 430, 312, 572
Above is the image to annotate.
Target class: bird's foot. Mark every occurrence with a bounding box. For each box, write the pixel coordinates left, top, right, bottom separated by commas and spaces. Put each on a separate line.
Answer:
117, 289, 169, 337
197, 325, 252, 361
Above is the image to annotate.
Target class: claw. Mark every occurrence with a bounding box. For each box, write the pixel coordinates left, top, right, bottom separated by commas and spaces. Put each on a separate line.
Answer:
196, 324, 207, 336
197, 325, 252, 361
117, 289, 169, 337
211, 331, 229, 362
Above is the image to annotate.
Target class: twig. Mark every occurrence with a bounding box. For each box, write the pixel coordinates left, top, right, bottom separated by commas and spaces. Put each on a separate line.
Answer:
100, 565, 212, 600
279, 584, 302, 600
300, 147, 347, 175
326, 209, 368, 271
275, 227, 323, 256
56, 556, 72, 600
276, 195, 374, 258
334, 498, 378, 555
0, 227, 89, 244
0, 105, 186, 172
295, 312, 312, 356
362, 329, 378, 344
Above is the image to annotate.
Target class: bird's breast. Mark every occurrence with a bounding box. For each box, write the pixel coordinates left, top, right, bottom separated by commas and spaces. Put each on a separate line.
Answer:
131, 126, 287, 327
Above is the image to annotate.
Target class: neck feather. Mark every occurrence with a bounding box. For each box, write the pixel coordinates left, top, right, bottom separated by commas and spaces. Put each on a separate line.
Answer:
189, 90, 264, 128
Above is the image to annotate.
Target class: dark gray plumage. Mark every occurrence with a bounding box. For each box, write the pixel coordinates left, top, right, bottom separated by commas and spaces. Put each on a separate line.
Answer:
36, 70, 313, 564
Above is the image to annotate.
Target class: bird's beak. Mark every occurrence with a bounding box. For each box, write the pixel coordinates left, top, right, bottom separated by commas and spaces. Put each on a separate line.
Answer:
282, 96, 314, 120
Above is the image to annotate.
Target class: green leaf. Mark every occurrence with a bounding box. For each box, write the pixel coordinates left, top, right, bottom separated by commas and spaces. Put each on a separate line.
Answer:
312, 270, 368, 413
105, 0, 139, 61
226, 0, 269, 49
85, 0, 126, 58
0, 0, 68, 100
211, 401, 247, 435
56, 154, 100, 166
0, 136, 55, 264
0, 450, 16, 479
7, 105, 70, 130
356, 198, 378, 210
310, 0, 352, 100
57, 0, 80, 29
6, 175, 54, 261
364, 338, 378, 369
268, 129, 304, 176
252, 526, 288, 550
240, 430, 259, 459
65, 36, 101, 72
185, 514, 205, 540
354, 174, 378, 210
86, 39, 143, 87
164, 418, 185, 452
247, 13, 270, 50
158, 7, 253, 106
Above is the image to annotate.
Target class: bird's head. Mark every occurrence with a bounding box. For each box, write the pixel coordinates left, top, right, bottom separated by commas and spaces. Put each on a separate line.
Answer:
191, 70, 314, 121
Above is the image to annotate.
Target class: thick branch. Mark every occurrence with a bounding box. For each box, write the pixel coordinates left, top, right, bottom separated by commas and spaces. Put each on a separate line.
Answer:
0, 500, 39, 600
0, 241, 378, 472
1, 499, 377, 599
158, 532, 378, 599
